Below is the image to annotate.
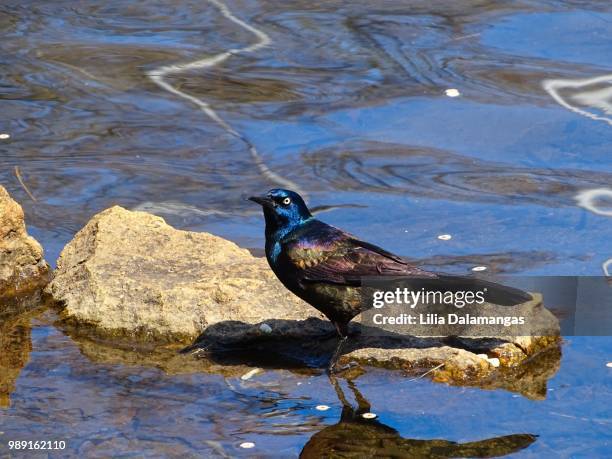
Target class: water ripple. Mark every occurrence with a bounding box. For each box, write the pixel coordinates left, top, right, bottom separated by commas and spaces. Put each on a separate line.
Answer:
147, 0, 305, 196
308, 142, 612, 206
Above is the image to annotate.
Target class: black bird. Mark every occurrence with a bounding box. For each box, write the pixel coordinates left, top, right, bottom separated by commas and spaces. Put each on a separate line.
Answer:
249, 189, 531, 372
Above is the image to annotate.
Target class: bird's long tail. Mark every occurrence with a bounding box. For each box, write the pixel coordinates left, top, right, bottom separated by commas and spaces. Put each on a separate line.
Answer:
400, 275, 532, 306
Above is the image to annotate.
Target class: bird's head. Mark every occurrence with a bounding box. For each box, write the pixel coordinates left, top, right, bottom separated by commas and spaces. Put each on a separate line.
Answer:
249, 189, 312, 235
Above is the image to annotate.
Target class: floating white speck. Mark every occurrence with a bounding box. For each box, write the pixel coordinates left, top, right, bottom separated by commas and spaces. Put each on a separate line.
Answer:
606, 362, 612, 368
240, 368, 262, 381
0, 133, 10, 139
488, 357, 500, 367
472, 266, 487, 272
361, 412, 377, 419
437, 234, 452, 241
259, 323, 272, 333
315, 405, 330, 411
445, 88, 460, 97
239, 442, 255, 449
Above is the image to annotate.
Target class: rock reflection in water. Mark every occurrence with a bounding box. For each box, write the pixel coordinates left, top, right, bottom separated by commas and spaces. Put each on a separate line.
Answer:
0, 308, 34, 408
300, 376, 537, 458
62, 314, 561, 401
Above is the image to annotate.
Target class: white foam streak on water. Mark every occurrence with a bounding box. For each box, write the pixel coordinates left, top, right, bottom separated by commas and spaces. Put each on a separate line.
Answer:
130, 201, 355, 219
132, 201, 256, 217
574, 188, 612, 276
571, 86, 612, 116
575, 188, 612, 217
603, 259, 611, 277
543, 74, 612, 126
147, 0, 305, 196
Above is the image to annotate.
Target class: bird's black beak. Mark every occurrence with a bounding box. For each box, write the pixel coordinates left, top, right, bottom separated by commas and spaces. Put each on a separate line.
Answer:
249, 195, 276, 209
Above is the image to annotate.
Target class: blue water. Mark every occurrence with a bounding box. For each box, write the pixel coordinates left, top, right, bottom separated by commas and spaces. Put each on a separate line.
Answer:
1, 313, 611, 457
1, 0, 611, 456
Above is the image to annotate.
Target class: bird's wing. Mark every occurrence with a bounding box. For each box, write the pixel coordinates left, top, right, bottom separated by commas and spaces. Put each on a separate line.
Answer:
283, 225, 435, 286
283, 221, 531, 305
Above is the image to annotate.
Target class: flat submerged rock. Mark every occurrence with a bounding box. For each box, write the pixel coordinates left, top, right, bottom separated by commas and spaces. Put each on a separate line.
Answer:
47, 206, 561, 394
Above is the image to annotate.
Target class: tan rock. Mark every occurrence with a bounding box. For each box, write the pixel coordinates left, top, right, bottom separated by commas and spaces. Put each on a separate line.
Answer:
340, 335, 561, 399
47, 206, 324, 343
345, 292, 561, 395
0, 185, 49, 298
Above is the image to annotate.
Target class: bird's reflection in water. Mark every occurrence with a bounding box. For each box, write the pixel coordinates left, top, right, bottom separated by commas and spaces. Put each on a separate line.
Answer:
300, 376, 537, 458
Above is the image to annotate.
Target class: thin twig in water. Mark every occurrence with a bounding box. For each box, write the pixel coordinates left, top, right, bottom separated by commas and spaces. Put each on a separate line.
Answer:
549, 411, 612, 426
14, 166, 37, 202
452, 33, 481, 41
407, 362, 445, 382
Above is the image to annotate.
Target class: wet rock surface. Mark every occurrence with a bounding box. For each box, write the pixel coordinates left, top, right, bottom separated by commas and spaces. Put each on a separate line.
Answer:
0, 185, 50, 299
343, 293, 561, 397
48, 206, 561, 392
340, 333, 561, 399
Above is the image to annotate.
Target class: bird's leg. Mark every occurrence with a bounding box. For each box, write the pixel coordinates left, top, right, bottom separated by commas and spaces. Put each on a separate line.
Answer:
328, 335, 348, 373
327, 321, 357, 374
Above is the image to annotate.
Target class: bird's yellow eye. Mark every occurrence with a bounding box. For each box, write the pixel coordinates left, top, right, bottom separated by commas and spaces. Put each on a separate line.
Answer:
282, 197, 291, 205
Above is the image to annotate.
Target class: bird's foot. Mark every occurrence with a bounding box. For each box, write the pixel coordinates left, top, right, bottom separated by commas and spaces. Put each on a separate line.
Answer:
328, 360, 358, 375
